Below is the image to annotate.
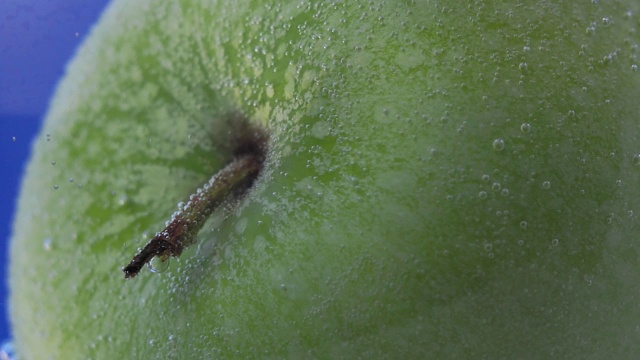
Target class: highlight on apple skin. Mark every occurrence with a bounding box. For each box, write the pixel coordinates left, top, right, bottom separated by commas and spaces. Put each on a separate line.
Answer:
9, 0, 640, 358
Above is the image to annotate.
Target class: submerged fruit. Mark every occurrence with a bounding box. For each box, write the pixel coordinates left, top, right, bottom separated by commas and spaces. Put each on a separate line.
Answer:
10, 0, 640, 359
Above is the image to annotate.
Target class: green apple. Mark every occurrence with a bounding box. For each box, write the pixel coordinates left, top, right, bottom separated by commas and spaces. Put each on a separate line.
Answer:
10, 0, 640, 358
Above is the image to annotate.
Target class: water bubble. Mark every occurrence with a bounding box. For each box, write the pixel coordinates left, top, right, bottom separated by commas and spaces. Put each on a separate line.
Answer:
492, 138, 505, 151
43, 238, 53, 251
586, 25, 596, 35
633, 154, 640, 165
0, 341, 16, 360
551, 238, 559, 246
520, 123, 532, 133
501, 188, 510, 196
51, 160, 56, 165
520, 221, 528, 229
481, 174, 491, 182
492, 182, 501, 191
542, 181, 551, 189
602, 17, 610, 25
632, 64, 638, 71
484, 243, 493, 252
478, 191, 488, 199
53, 184, 59, 190
148, 256, 170, 274
518, 62, 528, 71
235, 217, 249, 234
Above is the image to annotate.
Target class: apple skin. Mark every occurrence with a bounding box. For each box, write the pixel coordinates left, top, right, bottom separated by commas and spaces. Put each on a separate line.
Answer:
10, 0, 640, 358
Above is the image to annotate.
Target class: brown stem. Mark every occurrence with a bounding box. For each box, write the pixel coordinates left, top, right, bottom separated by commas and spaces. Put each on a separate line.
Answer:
123, 153, 263, 279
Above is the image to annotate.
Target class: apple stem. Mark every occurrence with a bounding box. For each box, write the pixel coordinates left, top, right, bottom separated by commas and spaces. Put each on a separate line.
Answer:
123, 153, 263, 279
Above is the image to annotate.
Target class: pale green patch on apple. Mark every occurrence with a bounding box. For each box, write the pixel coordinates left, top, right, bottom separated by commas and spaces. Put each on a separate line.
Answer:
9, 0, 640, 358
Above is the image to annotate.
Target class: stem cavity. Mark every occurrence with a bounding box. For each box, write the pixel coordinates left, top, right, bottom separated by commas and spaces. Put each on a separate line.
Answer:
123, 116, 268, 279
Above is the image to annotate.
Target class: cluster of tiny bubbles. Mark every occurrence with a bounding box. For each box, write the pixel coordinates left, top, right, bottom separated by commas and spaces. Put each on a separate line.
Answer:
520, 123, 531, 133
148, 256, 170, 274
492, 138, 505, 151
0, 340, 16, 360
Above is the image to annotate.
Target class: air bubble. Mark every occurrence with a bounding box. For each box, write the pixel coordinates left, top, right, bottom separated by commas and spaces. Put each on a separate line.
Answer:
632, 64, 638, 71
520, 221, 528, 229
148, 256, 170, 274
492, 182, 501, 191
43, 238, 53, 251
0, 341, 16, 360
551, 238, 559, 246
492, 138, 505, 151
518, 62, 528, 71
53, 184, 59, 190
481, 174, 491, 182
501, 188, 510, 196
633, 154, 640, 165
542, 181, 551, 189
235, 217, 249, 234
520, 123, 531, 133
484, 243, 493, 252
478, 191, 488, 199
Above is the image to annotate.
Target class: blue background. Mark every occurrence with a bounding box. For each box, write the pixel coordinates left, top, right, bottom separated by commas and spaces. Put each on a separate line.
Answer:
0, 0, 110, 342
